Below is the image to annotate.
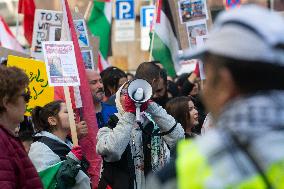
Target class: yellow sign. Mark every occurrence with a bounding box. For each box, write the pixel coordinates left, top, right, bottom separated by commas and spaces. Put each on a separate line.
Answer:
7, 55, 54, 116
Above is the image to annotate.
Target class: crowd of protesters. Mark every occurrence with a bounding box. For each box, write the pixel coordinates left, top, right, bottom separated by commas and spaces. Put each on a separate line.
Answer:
1, 4, 284, 189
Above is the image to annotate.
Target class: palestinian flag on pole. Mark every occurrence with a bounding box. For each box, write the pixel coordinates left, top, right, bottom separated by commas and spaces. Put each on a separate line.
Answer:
87, 0, 112, 71
151, 0, 180, 77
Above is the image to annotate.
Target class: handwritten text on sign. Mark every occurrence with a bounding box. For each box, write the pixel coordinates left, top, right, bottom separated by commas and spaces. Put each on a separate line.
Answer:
31, 9, 62, 60
7, 55, 54, 116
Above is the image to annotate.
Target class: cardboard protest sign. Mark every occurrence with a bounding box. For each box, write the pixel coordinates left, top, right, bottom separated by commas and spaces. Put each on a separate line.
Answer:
42, 41, 80, 86
7, 55, 54, 116
31, 9, 62, 60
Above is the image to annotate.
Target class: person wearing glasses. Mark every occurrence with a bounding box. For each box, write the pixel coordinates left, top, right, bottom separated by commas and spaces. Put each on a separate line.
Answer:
0, 66, 43, 188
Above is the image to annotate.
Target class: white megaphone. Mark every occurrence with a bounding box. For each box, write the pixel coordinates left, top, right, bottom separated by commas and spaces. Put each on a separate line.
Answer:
127, 79, 152, 122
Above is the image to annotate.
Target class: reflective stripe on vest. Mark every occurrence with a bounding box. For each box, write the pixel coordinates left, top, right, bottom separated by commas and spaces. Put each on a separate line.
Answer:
176, 139, 211, 189
236, 160, 284, 189
176, 139, 284, 189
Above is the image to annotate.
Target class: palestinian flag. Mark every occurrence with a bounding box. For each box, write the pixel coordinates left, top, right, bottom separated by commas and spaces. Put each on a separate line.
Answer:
151, 0, 180, 77
38, 162, 62, 189
88, 0, 112, 71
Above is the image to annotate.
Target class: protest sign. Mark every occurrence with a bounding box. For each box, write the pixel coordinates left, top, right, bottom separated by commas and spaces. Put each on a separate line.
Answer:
178, 0, 208, 24
186, 20, 208, 48
42, 41, 80, 86
81, 49, 95, 70
7, 55, 54, 116
74, 19, 89, 47
72, 11, 99, 70
31, 9, 62, 60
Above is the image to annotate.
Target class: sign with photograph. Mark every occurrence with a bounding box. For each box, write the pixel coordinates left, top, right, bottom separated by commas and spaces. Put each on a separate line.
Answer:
178, 0, 208, 23
81, 49, 95, 70
42, 41, 80, 86
31, 9, 62, 59
7, 55, 54, 116
186, 20, 208, 48
48, 25, 61, 41
74, 19, 89, 47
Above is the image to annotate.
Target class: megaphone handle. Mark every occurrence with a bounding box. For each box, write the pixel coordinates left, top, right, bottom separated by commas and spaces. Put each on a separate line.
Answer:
135, 103, 141, 122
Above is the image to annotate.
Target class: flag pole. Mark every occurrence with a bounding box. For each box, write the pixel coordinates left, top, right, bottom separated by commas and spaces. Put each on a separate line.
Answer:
84, 1, 94, 20
16, 10, 20, 41
60, 0, 78, 146
148, 0, 160, 62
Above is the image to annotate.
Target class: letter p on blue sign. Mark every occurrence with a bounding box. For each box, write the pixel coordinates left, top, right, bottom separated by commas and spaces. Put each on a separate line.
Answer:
116, 0, 135, 20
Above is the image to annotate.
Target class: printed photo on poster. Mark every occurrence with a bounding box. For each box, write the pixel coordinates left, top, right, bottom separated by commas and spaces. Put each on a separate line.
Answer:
81, 50, 94, 70
74, 19, 89, 47
48, 25, 62, 41
178, 0, 208, 23
47, 56, 63, 77
187, 20, 208, 48
42, 41, 80, 86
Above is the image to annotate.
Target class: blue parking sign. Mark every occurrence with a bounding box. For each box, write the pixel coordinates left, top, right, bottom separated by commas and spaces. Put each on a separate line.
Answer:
116, 0, 135, 20
140, 6, 155, 27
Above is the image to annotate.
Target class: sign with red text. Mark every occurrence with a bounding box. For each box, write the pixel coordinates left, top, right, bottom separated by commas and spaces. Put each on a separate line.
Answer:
42, 41, 80, 86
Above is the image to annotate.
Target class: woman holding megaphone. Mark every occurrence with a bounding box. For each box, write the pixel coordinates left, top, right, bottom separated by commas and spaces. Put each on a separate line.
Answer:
96, 79, 185, 189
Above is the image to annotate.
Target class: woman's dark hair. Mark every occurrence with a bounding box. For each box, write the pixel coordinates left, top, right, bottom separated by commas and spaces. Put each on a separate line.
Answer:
18, 116, 34, 142
135, 61, 161, 84
126, 72, 134, 80
32, 100, 63, 132
204, 52, 284, 93
165, 96, 194, 132
167, 80, 179, 98
101, 66, 127, 97
0, 66, 29, 114
175, 73, 190, 90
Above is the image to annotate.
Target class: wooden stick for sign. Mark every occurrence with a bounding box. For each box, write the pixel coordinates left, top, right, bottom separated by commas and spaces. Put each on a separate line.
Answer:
148, 0, 160, 62
63, 86, 78, 146
84, 1, 94, 20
